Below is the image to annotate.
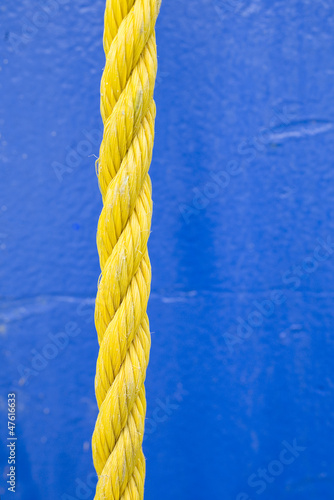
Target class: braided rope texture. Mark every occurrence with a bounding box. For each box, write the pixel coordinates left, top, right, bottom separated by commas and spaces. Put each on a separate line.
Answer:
92, 1, 161, 498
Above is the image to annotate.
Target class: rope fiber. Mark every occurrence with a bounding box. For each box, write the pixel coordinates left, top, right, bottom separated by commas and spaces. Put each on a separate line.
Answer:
92, 1, 161, 498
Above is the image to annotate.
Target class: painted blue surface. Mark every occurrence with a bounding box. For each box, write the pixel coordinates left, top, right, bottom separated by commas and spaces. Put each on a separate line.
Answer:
1, 0, 334, 498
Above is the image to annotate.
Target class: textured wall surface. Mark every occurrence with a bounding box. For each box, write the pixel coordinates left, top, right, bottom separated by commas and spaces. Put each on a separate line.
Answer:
1, 1, 334, 499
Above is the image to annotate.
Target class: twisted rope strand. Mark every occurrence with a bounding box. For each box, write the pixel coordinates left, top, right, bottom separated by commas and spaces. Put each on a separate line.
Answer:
92, 1, 161, 498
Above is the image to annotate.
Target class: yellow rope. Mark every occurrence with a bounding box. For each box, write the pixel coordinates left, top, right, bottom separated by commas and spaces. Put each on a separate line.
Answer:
92, 1, 161, 498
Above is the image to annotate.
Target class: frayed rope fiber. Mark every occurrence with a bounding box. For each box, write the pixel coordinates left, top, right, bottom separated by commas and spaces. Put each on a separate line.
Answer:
92, 1, 161, 498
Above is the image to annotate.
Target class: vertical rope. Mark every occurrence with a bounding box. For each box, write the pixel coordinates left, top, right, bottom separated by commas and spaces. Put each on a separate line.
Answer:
92, 1, 161, 498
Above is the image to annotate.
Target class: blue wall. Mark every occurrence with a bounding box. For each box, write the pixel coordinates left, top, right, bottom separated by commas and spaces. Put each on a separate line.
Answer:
1, 1, 334, 498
